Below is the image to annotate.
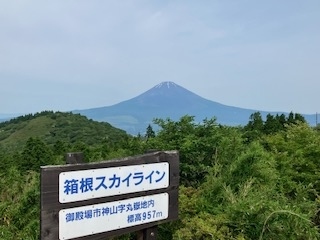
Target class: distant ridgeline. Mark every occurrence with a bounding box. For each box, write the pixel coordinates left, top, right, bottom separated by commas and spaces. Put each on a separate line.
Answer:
72, 82, 318, 135
1, 83, 317, 136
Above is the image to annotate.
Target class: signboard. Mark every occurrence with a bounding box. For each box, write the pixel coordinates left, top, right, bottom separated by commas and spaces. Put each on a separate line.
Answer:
59, 193, 168, 240
41, 150, 179, 240
59, 162, 169, 203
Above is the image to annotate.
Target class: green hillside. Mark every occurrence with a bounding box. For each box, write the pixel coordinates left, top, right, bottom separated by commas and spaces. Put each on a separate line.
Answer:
0, 111, 129, 152
0, 113, 319, 239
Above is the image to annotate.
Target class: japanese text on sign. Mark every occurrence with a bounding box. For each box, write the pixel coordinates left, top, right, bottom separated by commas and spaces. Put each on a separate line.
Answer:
59, 193, 169, 240
59, 162, 169, 203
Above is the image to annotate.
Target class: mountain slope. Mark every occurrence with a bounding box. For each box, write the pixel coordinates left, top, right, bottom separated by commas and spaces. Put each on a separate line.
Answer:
0, 111, 128, 151
73, 81, 317, 135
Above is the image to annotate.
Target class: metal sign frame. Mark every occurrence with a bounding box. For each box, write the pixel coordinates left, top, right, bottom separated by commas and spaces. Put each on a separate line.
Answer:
41, 151, 179, 240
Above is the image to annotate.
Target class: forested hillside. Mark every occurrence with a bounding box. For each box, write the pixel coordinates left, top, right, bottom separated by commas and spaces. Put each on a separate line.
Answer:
0, 111, 128, 152
0, 111, 319, 239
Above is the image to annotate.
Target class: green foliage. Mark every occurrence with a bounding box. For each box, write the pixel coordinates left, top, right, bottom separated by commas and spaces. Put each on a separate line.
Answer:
0, 111, 129, 152
0, 113, 319, 239
198, 162, 319, 239
20, 137, 53, 171
265, 122, 320, 200
150, 116, 223, 186
145, 124, 155, 140
173, 212, 244, 240
225, 142, 278, 191
243, 111, 307, 143
0, 167, 40, 239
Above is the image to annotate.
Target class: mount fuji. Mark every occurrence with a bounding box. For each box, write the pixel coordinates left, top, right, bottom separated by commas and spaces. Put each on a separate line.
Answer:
73, 82, 316, 135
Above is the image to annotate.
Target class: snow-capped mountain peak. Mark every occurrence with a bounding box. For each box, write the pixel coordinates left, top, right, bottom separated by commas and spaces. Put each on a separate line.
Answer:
154, 81, 178, 89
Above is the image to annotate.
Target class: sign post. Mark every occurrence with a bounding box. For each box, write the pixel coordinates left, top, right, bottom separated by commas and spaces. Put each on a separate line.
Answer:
65, 152, 84, 164
137, 149, 160, 240
137, 226, 158, 240
40, 150, 179, 240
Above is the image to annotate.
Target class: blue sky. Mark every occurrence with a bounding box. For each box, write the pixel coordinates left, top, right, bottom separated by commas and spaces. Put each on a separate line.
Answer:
1, 0, 320, 114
